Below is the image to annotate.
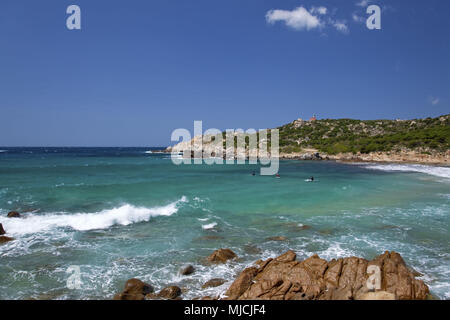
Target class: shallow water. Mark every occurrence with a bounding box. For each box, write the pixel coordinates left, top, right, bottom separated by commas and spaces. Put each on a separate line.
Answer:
0, 147, 448, 299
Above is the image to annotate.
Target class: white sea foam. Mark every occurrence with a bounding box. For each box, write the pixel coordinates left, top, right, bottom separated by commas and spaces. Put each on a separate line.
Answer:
362, 163, 450, 179
0, 197, 187, 235
144, 150, 153, 154
202, 222, 217, 230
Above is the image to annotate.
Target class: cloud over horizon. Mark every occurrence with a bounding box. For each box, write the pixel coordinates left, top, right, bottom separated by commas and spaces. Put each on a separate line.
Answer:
265, 6, 348, 33
265, 7, 322, 31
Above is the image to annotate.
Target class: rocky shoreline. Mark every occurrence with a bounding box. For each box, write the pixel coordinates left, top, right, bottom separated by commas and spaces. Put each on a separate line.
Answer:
114, 248, 431, 301
166, 141, 449, 166
279, 150, 449, 166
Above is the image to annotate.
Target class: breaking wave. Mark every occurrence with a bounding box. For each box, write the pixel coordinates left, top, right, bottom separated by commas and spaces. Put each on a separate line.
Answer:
0, 197, 187, 235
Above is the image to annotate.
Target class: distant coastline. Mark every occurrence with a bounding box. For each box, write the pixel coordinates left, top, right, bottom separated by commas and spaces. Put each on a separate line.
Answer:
167, 114, 450, 167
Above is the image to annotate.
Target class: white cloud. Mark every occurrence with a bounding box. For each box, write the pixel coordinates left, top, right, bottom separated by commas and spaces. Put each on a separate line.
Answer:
334, 21, 349, 33
265, 6, 351, 34
430, 97, 440, 105
311, 6, 328, 15
352, 13, 365, 23
266, 7, 323, 31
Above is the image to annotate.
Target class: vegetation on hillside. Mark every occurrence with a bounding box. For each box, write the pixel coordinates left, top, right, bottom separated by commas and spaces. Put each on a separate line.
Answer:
278, 115, 450, 155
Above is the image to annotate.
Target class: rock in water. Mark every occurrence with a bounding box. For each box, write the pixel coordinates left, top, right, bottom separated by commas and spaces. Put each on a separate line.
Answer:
207, 248, 237, 264
7, 211, 21, 218
180, 265, 195, 276
113, 278, 154, 300
266, 236, 287, 241
0, 236, 14, 244
202, 278, 226, 289
223, 250, 430, 300
157, 286, 181, 299
0, 223, 5, 235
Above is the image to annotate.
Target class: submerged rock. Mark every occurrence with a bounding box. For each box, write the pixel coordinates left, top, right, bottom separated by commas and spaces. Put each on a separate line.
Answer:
180, 265, 195, 276
202, 278, 226, 289
7, 211, 20, 218
295, 224, 311, 231
266, 236, 287, 242
223, 250, 430, 300
243, 244, 262, 255
113, 278, 154, 300
207, 248, 237, 264
194, 235, 224, 241
0, 236, 14, 244
0, 223, 5, 235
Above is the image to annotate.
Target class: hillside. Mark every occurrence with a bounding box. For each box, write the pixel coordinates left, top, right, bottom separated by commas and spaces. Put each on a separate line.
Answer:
278, 115, 450, 156
167, 114, 450, 165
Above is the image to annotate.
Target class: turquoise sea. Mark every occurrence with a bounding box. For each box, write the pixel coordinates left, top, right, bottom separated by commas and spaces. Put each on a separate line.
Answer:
0, 147, 449, 300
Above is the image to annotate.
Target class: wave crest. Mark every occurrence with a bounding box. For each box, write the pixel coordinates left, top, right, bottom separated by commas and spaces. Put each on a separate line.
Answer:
0, 197, 187, 235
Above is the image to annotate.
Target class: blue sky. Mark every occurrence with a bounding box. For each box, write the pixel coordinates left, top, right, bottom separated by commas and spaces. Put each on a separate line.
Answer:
0, 0, 449, 146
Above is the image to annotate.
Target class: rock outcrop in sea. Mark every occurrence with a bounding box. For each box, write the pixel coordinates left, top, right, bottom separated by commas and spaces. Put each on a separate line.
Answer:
207, 248, 237, 264
113, 278, 183, 300
224, 250, 430, 300
113, 249, 430, 300
0, 223, 14, 244
7, 211, 21, 218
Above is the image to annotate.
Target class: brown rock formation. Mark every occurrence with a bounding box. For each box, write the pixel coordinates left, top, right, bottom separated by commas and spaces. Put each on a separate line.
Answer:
113, 278, 154, 300
0, 236, 14, 244
7, 211, 21, 218
157, 286, 182, 299
207, 248, 237, 264
0, 223, 5, 235
224, 250, 429, 300
202, 278, 226, 289
180, 265, 195, 276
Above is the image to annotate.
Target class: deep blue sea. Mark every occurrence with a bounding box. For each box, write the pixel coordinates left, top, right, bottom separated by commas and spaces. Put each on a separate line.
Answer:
0, 147, 449, 299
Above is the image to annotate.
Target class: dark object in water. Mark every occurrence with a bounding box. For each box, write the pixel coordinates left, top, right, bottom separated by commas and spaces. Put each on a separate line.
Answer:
202, 278, 226, 289
7, 211, 21, 218
207, 248, 237, 264
0, 223, 5, 235
0, 236, 14, 244
113, 278, 154, 300
180, 265, 195, 276
266, 236, 287, 241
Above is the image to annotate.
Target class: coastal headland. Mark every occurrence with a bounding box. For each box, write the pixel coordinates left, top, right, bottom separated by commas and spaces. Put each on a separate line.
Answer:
166, 114, 449, 166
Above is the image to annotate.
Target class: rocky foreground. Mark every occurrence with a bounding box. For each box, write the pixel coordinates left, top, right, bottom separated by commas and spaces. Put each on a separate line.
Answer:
114, 248, 431, 301
0, 212, 432, 300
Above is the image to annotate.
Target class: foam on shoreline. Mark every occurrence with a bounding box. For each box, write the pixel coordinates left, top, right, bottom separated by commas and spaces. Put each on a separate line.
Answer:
361, 163, 450, 179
